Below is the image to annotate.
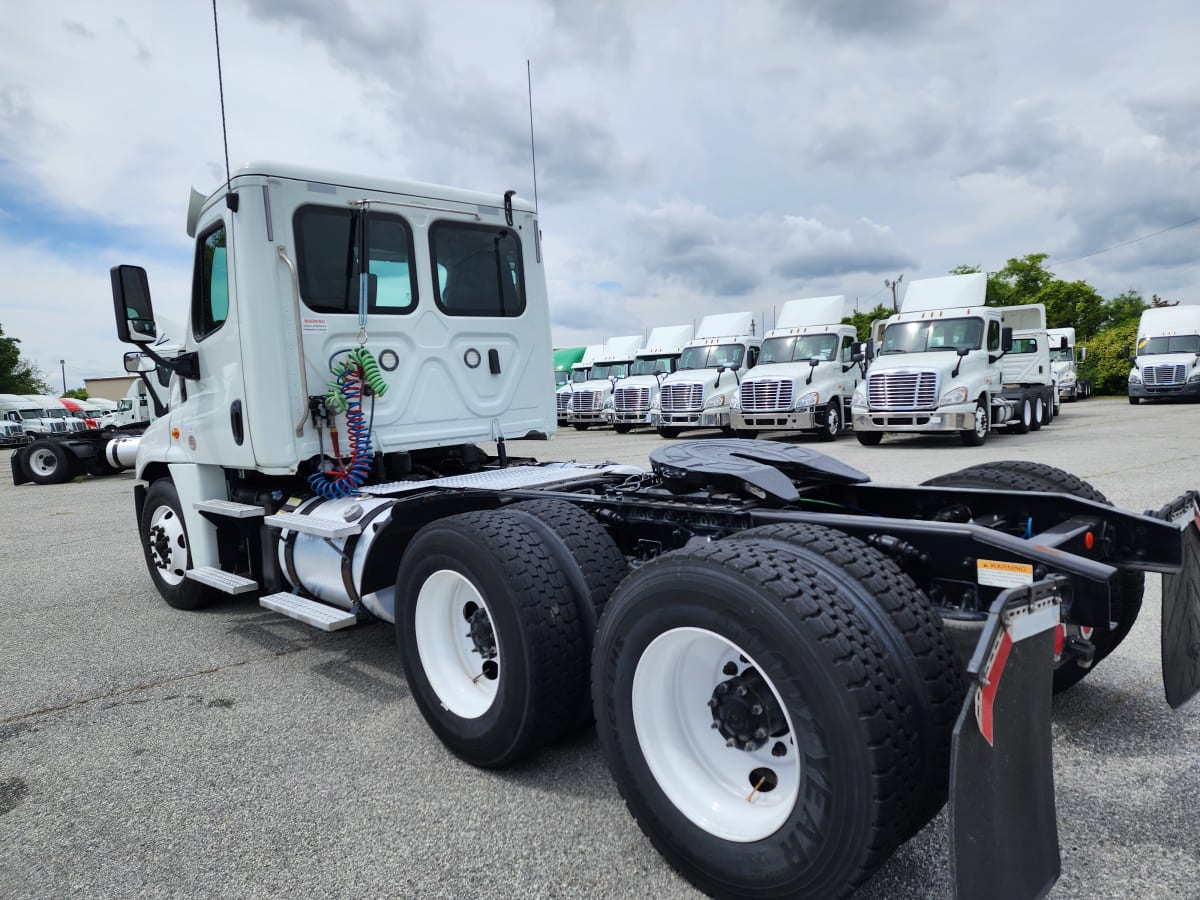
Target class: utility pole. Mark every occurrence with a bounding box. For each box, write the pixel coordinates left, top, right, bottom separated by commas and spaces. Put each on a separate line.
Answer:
60, 359, 66, 394
885, 274, 904, 312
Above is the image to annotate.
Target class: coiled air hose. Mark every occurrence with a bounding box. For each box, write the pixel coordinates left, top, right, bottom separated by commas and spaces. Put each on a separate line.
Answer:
308, 347, 388, 499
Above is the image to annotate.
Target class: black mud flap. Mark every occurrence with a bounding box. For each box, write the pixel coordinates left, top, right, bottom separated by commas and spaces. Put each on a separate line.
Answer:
10, 449, 29, 486
950, 578, 1063, 900
1160, 493, 1200, 709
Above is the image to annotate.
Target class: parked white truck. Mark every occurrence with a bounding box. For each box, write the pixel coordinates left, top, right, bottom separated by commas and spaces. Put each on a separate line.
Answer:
105, 161, 1200, 900
653, 311, 760, 438
566, 334, 644, 430
999, 303, 1056, 428
851, 274, 1053, 446
555, 343, 601, 424
609, 323, 694, 433
729, 295, 860, 441
1047, 327, 1091, 402
0, 395, 70, 437
1127, 305, 1200, 404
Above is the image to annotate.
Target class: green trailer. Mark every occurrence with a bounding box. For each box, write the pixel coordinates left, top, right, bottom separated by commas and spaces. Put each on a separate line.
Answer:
553, 346, 587, 386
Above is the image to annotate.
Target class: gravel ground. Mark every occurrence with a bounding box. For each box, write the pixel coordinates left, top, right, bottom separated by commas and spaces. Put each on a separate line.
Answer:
1, 396, 1198, 899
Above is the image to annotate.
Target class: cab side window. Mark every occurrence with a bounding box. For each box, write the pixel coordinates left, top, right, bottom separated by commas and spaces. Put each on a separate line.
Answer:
987, 320, 1001, 352
193, 224, 229, 341
841, 335, 854, 363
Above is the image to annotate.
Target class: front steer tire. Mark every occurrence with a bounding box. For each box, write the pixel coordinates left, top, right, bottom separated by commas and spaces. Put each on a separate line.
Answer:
593, 540, 919, 899
395, 510, 587, 768
139, 479, 216, 611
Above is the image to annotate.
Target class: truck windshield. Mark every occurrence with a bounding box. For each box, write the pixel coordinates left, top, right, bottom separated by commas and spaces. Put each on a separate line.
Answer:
19, 409, 41, 419
590, 362, 631, 379
678, 343, 745, 371
760, 333, 837, 364
1050, 346, 1074, 361
630, 355, 677, 376
555, 371, 570, 386
881, 317, 983, 354
1138, 335, 1200, 355
571, 368, 590, 384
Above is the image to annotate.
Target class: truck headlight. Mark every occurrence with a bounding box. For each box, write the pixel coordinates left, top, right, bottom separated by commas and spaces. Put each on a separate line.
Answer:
940, 386, 968, 405
603, 398, 614, 410
650, 396, 660, 410
730, 393, 741, 410
1060, 372, 1076, 385
1188, 369, 1200, 383
795, 391, 818, 410
704, 394, 727, 409
1129, 370, 1141, 384
852, 385, 866, 407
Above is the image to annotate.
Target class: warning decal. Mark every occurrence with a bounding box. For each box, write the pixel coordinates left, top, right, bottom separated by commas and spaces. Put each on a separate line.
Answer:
977, 558, 1035, 589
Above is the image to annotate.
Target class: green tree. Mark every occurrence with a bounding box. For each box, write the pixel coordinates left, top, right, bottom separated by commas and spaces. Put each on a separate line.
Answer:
0, 325, 50, 393
1079, 319, 1140, 395
63, 387, 90, 400
1036, 280, 1107, 337
1099, 290, 1148, 331
992, 253, 1054, 304
842, 304, 893, 341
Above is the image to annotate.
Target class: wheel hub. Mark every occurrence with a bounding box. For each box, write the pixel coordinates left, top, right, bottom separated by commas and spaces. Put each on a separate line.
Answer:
464, 603, 497, 661
709, 667, 787, 751
149, 523, 172, 570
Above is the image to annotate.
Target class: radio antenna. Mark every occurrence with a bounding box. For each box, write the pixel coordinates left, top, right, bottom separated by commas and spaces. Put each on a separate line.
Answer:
526, 60, 539, 213
211, 0, 238, 211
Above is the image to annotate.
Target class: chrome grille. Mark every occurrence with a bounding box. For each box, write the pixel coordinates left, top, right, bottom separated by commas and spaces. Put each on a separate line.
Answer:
556, 392, 570, 414
867, 371, 939, 410
661, 383, 704, 413
1142, 364, 1186, 386
48, 420, 67, 434
740, 379, 793, 412
573, 389, 603, 412
614, 386, 650, 412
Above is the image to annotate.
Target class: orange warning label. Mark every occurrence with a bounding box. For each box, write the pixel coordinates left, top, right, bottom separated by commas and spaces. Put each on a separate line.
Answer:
977, 558, 1034, 588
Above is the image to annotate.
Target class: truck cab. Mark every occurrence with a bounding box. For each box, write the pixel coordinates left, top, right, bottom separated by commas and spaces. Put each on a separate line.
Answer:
851, 273, 1031, 447
654, 312, 761, 438
730, 295, 858, 441
1128, 306, 1200, 404
610, 324, 695, 433
998, 304, 1055, 428
557, 343, 601, 424
0, 395, 68, 437
1047, 326, 1090, 402
567, 335, 644, 430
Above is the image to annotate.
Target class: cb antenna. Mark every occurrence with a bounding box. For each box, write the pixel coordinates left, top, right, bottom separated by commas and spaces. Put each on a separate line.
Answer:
527, 60, 539, 213
211, 0, 238, 211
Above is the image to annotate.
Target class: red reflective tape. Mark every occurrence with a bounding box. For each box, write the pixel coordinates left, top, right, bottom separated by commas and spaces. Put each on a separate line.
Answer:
978, 629, 1014, 747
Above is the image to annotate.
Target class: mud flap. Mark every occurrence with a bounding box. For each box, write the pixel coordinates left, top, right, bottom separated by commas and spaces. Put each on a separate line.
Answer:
10, 449, 29, 486
1161, 494, 1200, 709
950, 578, 1063, 900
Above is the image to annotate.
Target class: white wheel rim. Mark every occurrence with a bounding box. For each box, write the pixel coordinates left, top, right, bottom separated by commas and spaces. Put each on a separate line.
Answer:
632, 627, 800, 842
414, 570, 500, 718
975, 405, 988, 437
28, 448, 58, 477
147, 504, 187, 586
827, 404, 839, 434
1023, 400, 1031, 426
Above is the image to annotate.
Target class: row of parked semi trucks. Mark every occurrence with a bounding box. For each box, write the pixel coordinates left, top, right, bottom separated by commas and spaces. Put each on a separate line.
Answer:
555, 273, 1199, 447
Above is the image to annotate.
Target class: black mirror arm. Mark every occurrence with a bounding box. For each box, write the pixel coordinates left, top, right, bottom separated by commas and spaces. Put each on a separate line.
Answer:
139, 343, 200, 381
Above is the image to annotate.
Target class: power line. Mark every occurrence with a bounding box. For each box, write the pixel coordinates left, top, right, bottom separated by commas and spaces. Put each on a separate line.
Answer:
1054, 215, 1200, 267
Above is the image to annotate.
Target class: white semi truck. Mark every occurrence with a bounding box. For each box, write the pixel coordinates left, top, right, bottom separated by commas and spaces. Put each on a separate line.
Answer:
851, 274, 1053, 446
654, 311, 761, 438
1047, 326, 1091, 402
1127, 305, 1200, 404
729, 295, 860, 441
106, 161, 1200, 899
609, 323, 694, 433
565, 334, 644, 430
555, 343, 601, 424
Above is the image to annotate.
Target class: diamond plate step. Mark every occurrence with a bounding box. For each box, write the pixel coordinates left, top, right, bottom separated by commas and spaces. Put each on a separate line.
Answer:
185, 566, 258, 595
260, 593, 358, 631
194, 499, 266, 518
264, 511, 362, 539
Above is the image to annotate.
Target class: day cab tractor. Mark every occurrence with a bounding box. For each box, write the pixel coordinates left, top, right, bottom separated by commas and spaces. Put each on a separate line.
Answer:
110, 162, 1200, 899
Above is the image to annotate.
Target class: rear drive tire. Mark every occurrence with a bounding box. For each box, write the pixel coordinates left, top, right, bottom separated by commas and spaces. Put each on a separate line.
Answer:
21, 439, 79, 485
1030, 396, 1044, 431
1010, 398, 1032, 434
139, 479, 215, 610
593, 540, 918, 898
922, 461, 1144, 693
395, 510, 587, 768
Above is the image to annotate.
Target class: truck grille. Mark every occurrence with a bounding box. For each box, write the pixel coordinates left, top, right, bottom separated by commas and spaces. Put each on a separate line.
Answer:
1142, 364, 1186, 386
614, 386, 650, 412
556, 392, 570, 414
48, 421, 67, 434
740, 379, 793, 412
867, 371, 939, 410
661, 383, 704, 413
572, 389, 603, 412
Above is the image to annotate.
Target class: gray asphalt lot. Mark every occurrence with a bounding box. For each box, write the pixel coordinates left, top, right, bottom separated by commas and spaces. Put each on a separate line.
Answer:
2, 396, 1198, 898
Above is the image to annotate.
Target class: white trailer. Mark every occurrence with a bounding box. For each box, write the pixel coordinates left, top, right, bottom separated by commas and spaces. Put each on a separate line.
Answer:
730, 295, 860, 441
1127, 306, 1200, 404
609, 323, 695, 433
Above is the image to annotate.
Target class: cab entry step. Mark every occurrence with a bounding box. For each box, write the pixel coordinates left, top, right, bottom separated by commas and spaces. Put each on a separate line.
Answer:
260, 592, 358, 631
185, 566, 258, 594
264, 511, 362, 539
194, 499, 266, 518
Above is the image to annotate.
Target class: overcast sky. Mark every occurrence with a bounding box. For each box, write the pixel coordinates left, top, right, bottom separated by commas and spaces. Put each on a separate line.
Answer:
2, 1, 1197, 388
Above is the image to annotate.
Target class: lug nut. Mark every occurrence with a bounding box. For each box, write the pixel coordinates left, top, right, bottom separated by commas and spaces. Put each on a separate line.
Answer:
735, 685, 748, 697
708, 698, 719, 708
750, 704, 763, 716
